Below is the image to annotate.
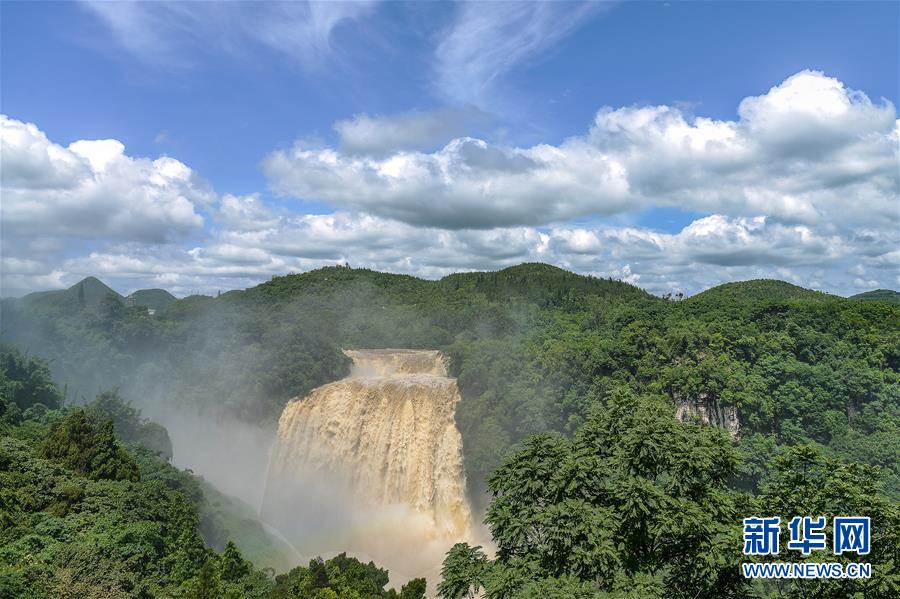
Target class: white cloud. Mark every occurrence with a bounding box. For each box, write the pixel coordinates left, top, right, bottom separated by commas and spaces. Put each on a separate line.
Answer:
334, 107, 492, 156
264, 136, 633, 228
215, 194, 281, 232
265, 71, 898, 232
80, 0, 379, 70
3, 71, 898, 299
0, 257, 68, 292
32, 209, 894, 299
5, 197, 897, 298
1, 115, 211, 245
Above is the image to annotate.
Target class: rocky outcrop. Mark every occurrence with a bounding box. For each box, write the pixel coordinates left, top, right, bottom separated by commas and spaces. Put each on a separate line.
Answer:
673, 391, 740, 439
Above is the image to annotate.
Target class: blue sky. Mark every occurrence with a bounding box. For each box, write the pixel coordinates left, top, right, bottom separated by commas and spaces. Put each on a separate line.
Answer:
1, 1, 898, 296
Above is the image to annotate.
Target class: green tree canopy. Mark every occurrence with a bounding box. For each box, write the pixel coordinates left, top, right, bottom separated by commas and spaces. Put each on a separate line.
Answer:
441, 391, 746, 598
0, 345, 63, 411
42, 409, 139, 482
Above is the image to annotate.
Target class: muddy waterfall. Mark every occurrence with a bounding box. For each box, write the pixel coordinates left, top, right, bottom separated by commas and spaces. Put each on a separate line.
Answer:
262, 349, 475, 581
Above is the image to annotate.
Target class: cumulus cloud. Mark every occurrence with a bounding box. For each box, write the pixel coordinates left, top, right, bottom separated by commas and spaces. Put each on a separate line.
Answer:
36, 208, 895, 299
264, 136, 632, 228
5, 198, 896, 298
1, 115, 211, 245
3, 72, 898, 298
80, 0, 379, 70
264, 71, 899, 231
214, 194, 281, 232
49, 212, 550, 295
334, 107, 492, 156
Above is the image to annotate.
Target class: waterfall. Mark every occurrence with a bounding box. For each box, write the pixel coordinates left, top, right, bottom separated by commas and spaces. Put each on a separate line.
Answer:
262, 349, 474, 582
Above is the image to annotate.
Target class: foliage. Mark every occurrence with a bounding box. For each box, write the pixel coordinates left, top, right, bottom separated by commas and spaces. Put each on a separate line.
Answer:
437, 543, 489, 599
440, 392, 747, 598
0, 345, 63, 411
690, 279, 837, 302
3, 265, 899, 506
1, 429, 212, 597
850, 289, 900, 303
130, 288, 178, 312
41, 409, 140, 482
0, 352, 411, 599
268, 553, 426, 599
747, 444, 900, 598
2, 264, 899, 596
85, 390, 173, 459
440, 396, 899, 598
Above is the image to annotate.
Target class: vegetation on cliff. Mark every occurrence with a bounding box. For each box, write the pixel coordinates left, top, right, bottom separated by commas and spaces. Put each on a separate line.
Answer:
437, 392, 899, 598
0, 346, 426, 599
2, 265, 898, 503
1, 264, 898, 595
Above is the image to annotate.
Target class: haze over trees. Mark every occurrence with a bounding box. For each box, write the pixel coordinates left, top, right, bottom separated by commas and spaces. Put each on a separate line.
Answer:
0, 345, 428, 598
1, 263, 898, 596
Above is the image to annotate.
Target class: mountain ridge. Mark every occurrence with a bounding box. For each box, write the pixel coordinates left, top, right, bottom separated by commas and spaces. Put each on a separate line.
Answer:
11, 267, 898, 307
850, 289, 900, 303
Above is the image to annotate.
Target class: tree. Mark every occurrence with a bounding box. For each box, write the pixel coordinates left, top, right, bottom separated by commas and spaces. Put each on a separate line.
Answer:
399, 577, 427, 599
86, 390, 173, 459
220, 541, 251, 582
307, 557, 329, 592
188, 560, 221, 599
0, 394, 22, 424
42, 409, 139, 482
751, 445, 900, 598
0, 345, 63, 410
441, 391, 747, 598
437, 543, 488, 599
87, 390, 142, 438
42, 409, 98, 474
90, 420, 140, 482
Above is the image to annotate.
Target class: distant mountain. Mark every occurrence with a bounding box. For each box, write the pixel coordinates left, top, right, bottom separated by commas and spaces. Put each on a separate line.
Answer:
20, 278, 181, 313
16, 268, 887, 314
249, 263, 655, 306
439, 262, 655, 304
688, 279, 837, 303
129, 288, 177, 312
850, 289, 900, 303
23, 276, 123, 308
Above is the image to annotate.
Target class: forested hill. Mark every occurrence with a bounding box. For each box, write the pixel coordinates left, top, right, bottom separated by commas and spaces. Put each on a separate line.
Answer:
689, 279, 839, 303
851, 289, 900, 303
11, 266, 888, 308
2, 265, 899, 505
2, 264, 899, 597
130, 288, 178, 311
22, 276, 122, 309
244, 262, 655, 306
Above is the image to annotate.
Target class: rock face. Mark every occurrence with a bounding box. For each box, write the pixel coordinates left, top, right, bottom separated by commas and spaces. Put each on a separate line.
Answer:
674, 392, 740, 439
262, 349, 474, 581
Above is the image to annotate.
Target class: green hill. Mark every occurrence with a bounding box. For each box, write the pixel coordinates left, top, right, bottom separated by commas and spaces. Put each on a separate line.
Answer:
23, 276, 122, 309
439, 262, 655, 304
129, 288, 177, 312
688, 279, 837, 303
850, 289, 900, 303
4, 263, 899, 509
248, 262, 654, 307
249, 265, 432, 301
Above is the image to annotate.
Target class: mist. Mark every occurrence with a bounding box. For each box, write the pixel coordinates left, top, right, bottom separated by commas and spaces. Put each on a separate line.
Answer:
261, 349, 488, 586
140, 405, 276, 509
0, 271, 514, 584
